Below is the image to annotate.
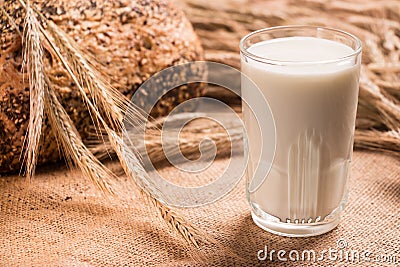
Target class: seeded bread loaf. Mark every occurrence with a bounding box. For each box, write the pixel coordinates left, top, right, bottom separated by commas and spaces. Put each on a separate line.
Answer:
0, 0, 203, 173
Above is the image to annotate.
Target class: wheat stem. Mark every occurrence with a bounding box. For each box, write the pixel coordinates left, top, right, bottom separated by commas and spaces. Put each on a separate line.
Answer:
43, 77, 115, 194
45, 21, 125, 129
107, 129, 202, 247
15, 1, 203, 247
21, 1, 45, 179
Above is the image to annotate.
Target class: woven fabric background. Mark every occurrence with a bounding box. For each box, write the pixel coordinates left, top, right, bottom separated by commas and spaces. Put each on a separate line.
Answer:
1, 0, 400, 265
0, 151, 399, 266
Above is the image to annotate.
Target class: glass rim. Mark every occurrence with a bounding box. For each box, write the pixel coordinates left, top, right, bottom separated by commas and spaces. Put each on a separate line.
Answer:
239, 25, 363, 66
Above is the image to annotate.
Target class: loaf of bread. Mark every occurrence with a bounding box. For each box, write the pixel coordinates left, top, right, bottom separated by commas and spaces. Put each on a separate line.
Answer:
0, 0, 203, 173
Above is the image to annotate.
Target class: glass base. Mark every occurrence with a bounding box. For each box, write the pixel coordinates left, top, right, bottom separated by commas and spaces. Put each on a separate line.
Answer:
251, 210, 340, 237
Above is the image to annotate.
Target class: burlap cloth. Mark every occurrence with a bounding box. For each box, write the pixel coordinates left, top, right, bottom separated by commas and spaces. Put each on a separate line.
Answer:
1, 0, 399, 265
0, 150, 399, 266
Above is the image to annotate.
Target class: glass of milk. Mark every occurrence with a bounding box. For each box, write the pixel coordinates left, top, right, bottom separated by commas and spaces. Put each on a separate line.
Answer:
240, 26, 362, 237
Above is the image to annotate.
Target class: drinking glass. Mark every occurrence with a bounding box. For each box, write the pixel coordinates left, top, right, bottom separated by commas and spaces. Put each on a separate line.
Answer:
240, 26, 362, 236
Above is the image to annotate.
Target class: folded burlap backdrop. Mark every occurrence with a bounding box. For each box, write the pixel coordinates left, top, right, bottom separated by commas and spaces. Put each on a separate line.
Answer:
1, 0, 400, 266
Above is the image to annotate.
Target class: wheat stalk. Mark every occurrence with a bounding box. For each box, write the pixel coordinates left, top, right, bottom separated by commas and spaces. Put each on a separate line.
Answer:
14, 1, 203, 247
178, 0, 400, 158
43, 77, 115, 194
359, 68, 400, 130
33, 8, 146, 132
20, 1, 45, 179
44, 20, 125, 130
107, 129, 202, 247
90, 121, 242, 166
28, 9, 154, 195
355, 129, 400, 157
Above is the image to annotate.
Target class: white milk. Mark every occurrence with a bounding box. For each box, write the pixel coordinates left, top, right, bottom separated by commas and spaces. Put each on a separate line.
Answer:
242, 37, 360, 223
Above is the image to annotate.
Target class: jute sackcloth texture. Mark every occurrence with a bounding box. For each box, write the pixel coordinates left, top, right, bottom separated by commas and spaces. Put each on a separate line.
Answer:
0, 0, 399, 265
0, 151, 398, 266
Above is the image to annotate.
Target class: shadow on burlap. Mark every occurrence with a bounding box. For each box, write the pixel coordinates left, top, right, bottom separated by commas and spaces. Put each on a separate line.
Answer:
0, 151, 399, 266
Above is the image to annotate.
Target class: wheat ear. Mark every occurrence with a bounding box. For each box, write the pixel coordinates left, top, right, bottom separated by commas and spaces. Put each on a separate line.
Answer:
359, 67, 400, 129
33, 6, 202, 247
105, 127, 241, 165
9, 0, 117, 194
20, 1, 45, 179
34, 9, 146, 131
107, 129, 201, 247
16, 0, 203, 247
355, 129, 400, 157
43, 78, 115, 194
44, 20, 124, 129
